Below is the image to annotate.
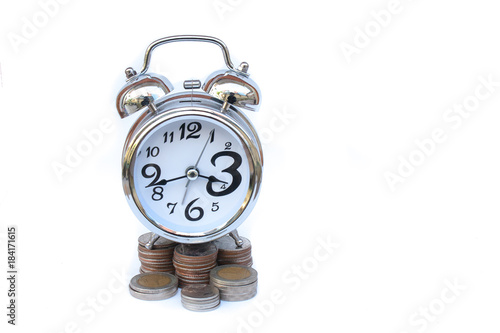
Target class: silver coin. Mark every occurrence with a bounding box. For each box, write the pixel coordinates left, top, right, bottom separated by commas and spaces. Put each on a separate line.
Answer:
212, 281, 258, 294
140, 266, 175, 272
217, 284, 258, 296
181, 284, 220, 311
214, 235, 251, 252
218, 258, 253, 267
174, 243, 218, 259
220, 289, 257, 302
139, 261, 174, 268
138, 246, 175, 256
138, 232, 177, 249
182, 297, 220, 305
217, 252, 252, 259
181, 284, 219, 299
181, 301, 220, 312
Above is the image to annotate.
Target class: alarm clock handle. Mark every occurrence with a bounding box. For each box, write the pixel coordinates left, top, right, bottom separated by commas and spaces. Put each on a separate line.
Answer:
139, 35, 248, 77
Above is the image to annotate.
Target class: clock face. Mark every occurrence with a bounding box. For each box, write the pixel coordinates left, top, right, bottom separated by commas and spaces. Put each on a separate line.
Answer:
128, 113, 255, 240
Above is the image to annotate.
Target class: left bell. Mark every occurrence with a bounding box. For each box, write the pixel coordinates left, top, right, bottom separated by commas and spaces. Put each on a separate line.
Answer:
116, 67, 173, 118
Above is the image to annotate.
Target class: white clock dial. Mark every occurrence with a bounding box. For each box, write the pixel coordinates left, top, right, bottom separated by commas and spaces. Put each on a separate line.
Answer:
131, 114, 251, 237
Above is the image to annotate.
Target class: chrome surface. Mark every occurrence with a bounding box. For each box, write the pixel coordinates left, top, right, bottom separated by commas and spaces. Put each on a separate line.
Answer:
116, 73, 173, 118
125, 67, 137, 79
145, 233, 160, 250
203, 70, 261, 112
146, 99, 158, 113
237, 62, 249, 73
121, 91, 263, 244
229, 229, 244, 248
183, 79, 202, 90
118, 36, 263, 244
139, 35, 248, 76
186, 168, 199, 181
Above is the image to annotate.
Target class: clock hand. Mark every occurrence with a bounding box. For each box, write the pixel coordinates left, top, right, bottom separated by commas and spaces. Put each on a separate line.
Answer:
164, 175, 188, 183
145, 175, 187, 187
181, 185, 190, 206
198, 175, 228, 184
182, 129, 215, 205
194, 129, 215, 169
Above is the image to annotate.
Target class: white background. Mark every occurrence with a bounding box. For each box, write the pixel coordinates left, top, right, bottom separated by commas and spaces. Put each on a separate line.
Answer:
1, 0, 500, 332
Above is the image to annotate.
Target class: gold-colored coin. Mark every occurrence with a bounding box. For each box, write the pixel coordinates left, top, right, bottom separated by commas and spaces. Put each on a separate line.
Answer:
129, 272, 178, 295
217, 266, 251, 280
137, 274, 171, 288
211, 264, 257, 286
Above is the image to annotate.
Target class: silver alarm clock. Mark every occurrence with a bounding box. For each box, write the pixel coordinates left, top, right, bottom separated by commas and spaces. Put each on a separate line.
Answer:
116, 35, 263, 245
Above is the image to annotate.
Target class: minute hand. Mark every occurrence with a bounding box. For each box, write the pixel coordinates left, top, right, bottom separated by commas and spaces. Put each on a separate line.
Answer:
181, 129, 215, 204
194, 129, 215, 169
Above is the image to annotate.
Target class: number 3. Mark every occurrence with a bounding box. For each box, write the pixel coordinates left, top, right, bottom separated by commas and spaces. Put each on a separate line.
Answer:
206, 151, 242, 197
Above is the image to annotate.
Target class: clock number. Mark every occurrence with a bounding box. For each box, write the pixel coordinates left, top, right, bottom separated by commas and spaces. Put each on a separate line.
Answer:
146, 146, 160, 158
185, 198, 204, 222
209, 129, 215, 143
206, 151, 242, 197
211, 202, 220, 212
163, 132, 173, 143
141, 164, 167, 188
152, 187, 163, 201
179, 122, 202, 140
224, 142, 232, 150
167, 202, 177, 215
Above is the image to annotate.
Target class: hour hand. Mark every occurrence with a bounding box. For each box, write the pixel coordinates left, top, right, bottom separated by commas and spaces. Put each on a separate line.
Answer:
199, 175, 228, 184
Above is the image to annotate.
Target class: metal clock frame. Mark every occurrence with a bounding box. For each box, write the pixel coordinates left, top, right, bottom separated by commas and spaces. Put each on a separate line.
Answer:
122, 93, 263, 244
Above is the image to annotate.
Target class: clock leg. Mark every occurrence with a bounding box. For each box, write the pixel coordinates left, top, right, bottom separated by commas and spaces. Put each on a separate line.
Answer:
145, 233, 161, 250
229, 229, 244, 248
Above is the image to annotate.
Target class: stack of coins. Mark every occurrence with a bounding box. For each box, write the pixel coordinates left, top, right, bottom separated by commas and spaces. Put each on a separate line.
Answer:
129, 272, 178, 300
138, 232, 177, 274
181, 284, 220, 311
173, 243, 218, 288
214, 235, 253, 267
210, 264, 258, 301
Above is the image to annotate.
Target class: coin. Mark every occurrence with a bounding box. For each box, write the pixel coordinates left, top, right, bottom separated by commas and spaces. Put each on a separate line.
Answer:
129, 272, 178, 300
214, 235, 253, 267
138, 232, 177, 249
174, 243, 218, 259
129, 287, 178, 301
219, 289, 257, 302
181, 284, 220, 312
210, 265, 258, 301
181, 284, 219, 299
214, 235, 251, 251
211, 265, 257, 285
138, 246, 175, 256
212, 280, 258, 293
137, 233, 177, 274
130, 273, 175, 293
174, 243, 218, 288
140, 266, 175, 274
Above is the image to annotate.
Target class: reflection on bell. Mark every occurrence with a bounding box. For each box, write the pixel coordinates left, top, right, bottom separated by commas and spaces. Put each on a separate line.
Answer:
203, 69, 261, 112
116, 71, 173, 118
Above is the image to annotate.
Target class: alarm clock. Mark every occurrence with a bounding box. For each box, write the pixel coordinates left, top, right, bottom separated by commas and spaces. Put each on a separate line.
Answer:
116, 35, 263, 244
